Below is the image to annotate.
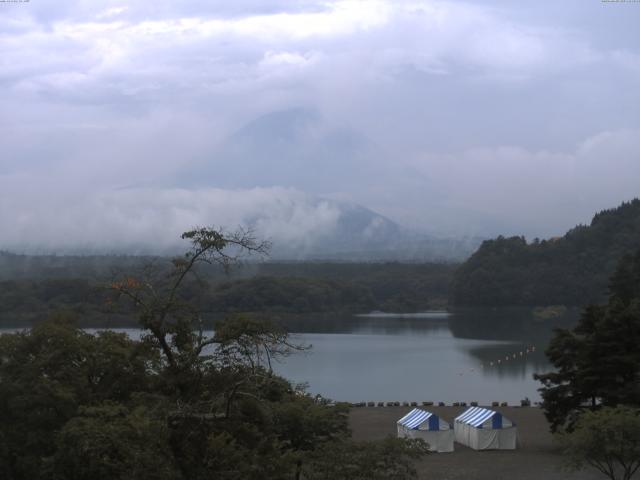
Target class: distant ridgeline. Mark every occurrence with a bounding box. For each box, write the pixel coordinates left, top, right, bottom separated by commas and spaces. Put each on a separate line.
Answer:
451, 199, 640, 307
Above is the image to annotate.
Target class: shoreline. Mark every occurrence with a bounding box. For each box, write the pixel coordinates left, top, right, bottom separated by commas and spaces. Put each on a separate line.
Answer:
349, 406, 601, 480
346, 401, 537, 408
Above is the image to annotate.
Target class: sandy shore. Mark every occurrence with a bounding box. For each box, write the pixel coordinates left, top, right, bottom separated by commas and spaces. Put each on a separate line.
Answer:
349, 406, 603, 480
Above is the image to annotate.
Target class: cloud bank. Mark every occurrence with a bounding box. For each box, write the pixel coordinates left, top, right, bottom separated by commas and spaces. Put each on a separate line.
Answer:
0, 0, 639, 251
0, 184, 346, 253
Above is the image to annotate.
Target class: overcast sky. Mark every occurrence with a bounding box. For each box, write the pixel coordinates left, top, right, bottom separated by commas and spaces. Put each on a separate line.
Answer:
1, 0, 639, 252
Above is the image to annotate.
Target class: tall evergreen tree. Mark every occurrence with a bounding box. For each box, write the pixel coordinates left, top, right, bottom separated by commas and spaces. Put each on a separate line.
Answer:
535, 249, 640, 431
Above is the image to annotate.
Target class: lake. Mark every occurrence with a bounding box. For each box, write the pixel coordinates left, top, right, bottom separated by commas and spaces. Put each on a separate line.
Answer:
271, 308, 575, 404
0, 307, 578, 404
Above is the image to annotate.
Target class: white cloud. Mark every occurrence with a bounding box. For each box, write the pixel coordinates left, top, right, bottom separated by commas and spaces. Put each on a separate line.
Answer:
2, 126, 637, 253
0, 183, 343, 253
260, 51, 313, 67
95, 6, 129, 21
0, 0, 638, 246
401, 128, 640, 236
0, 0, 613, 103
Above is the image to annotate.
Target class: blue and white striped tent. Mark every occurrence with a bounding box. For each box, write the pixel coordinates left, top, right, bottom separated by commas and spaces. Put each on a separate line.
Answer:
397, 408, 454, 453
454, 407, 516, 450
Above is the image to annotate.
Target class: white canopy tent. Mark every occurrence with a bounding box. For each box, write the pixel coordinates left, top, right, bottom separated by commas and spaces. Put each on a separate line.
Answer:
397, 408, 454, 453
454, 406, 516, 450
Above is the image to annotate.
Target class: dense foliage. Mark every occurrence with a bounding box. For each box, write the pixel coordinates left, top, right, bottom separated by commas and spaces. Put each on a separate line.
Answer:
0, 229, 429, 479
0, 261, 455, 327
0, 317, 368, 480
207, 276, 376, 314
255, 262, 454, 312
557, 406, 640, 480
452, 199, 640, 306
535, 249, 640, 432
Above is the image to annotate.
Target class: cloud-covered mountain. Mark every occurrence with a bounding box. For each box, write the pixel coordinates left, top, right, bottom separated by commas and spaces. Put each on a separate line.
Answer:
253, 198, 481, 261
172, 108, 480, 260
182, 107, 384, 195
0, 177, 478, 260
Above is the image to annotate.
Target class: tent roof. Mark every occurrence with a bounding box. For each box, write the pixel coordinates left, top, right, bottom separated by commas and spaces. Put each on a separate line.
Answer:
397, 408, 436, 430
455, 406, 504, 428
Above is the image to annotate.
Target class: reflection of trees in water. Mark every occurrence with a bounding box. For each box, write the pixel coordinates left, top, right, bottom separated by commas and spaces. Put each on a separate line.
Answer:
271, 313, 450, 335
448, 307, 579, 342
449, 307, 581, 380
241, 308, 580, 340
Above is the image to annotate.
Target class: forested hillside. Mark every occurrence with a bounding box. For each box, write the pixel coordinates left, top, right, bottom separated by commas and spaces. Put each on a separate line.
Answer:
452, 199, 640, 306
0, 260, 455, 327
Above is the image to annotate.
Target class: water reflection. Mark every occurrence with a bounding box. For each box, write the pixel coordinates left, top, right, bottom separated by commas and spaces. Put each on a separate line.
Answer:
0, 308, 582, 403
274, 307, 578, 339
449, 307, 579, 342
274, 311, 450, 335
448, 307, 580, 380
272, 307, 581, 402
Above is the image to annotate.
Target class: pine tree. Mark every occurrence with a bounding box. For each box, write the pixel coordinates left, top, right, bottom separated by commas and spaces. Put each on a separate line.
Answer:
535, 249, 640, 431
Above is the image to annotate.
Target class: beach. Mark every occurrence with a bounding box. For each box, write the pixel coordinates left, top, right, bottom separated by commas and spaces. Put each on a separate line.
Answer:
349, 406, 603, 480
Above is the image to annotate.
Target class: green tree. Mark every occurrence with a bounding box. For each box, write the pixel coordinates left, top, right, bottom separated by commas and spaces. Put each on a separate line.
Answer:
535, 249, 640, 431
0, 315, 158, 480
109, 227, 270, 389
558, 406, 640, 480
52, 402, 179, 480
452, 198, 640, 307
0, 227, 430, 480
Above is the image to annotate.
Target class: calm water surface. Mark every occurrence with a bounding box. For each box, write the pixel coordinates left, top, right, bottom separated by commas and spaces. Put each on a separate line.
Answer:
272, 309, 571, 404
1, 308, 577, 404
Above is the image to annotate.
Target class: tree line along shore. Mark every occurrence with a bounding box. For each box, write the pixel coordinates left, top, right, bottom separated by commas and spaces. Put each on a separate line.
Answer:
2, 199, 639, 329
